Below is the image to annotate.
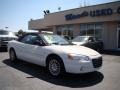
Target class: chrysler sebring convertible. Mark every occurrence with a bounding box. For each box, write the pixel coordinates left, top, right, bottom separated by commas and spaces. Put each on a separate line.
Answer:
8, 33, 102, 77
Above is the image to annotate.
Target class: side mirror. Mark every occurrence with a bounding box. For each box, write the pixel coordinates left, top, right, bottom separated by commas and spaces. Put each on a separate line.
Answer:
88, 39, 92, 42
33, 40, 45, 46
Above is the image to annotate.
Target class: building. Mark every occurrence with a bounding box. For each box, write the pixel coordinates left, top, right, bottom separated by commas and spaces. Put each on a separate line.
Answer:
28, 1, 120, 50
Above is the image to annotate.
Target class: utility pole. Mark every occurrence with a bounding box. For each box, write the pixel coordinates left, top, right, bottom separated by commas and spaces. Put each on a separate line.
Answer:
84, 0, 86, 7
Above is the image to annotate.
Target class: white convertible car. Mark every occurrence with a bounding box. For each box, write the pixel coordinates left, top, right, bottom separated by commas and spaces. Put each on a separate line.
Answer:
8, 33, 102, 77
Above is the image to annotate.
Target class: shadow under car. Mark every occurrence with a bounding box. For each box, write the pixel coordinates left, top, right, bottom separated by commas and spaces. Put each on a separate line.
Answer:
3, 59, 104, 88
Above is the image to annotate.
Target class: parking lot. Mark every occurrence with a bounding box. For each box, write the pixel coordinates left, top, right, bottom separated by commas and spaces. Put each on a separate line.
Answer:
0, 48, 120, 90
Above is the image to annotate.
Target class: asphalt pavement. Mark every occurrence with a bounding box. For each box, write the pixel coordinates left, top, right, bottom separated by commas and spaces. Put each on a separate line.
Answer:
0, 48, 120, 90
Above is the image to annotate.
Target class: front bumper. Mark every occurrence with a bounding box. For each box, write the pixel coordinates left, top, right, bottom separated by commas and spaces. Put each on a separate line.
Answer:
64, 56, 102, 74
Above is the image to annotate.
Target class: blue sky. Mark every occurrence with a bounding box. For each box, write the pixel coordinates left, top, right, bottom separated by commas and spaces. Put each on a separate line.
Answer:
0, 0, 118, 32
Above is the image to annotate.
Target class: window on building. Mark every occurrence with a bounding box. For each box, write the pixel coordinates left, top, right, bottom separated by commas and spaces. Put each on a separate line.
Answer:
80, 24, 87, 36
87, 24, 95, 36
80, 23, 103, 39
56, 25, 74, 38
95, 24, 103, 39
56, 30, 62, 35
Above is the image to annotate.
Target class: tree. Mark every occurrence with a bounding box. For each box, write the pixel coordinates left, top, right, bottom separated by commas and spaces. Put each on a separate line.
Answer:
17, 29, 24, 37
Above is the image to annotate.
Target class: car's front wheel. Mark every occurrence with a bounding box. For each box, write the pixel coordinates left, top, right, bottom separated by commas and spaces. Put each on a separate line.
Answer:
9, 49, 17, 62
47, 56, 65, 77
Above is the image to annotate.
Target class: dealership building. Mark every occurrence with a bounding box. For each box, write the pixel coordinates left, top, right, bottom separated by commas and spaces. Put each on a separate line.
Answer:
28, 1, 120, 50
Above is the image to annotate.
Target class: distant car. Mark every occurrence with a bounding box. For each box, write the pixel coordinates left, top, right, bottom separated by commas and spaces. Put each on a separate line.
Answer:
8, 33, 102, 77
72, 36, 103, 52
62, 35, 72, 41
0, 30, 17, 48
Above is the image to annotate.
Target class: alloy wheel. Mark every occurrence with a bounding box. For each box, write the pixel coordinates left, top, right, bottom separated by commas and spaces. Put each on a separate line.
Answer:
48, 59, 61, 76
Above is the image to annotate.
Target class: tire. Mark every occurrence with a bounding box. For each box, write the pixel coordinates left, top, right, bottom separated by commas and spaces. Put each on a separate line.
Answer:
9, 49, 17, 62
47, 56, 65, 77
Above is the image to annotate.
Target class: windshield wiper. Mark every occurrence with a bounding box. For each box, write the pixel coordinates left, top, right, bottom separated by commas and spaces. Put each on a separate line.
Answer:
60, 43, 74, 45
52, 42, 59, 45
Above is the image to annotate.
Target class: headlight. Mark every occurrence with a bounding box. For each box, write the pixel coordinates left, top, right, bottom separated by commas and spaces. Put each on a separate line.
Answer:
68, 54, 90, 61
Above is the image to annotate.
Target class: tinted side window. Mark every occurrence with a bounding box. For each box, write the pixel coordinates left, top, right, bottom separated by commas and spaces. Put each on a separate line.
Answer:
20, 35, 38, 44
20, 35, 31, 44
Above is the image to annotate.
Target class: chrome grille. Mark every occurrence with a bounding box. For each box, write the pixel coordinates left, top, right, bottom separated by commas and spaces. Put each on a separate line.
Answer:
92, 57, 102, 68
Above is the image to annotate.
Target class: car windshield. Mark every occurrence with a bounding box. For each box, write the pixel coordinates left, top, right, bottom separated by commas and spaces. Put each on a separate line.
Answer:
0, 30, 9, 35
72, 36, 88, 42
41, 34, 72, 45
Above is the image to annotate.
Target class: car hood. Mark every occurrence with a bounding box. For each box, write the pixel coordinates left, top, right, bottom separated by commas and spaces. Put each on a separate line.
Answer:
50, 45, 101, 58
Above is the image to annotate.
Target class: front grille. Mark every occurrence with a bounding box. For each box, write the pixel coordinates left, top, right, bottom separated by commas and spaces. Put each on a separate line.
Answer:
0, 37, 13, 41
92, 57, 102, 68
0, 37, 7, 41
0, 41, 8, 47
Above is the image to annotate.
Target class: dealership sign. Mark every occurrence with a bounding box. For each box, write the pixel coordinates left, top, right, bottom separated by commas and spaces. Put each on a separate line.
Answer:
65, 7, 120, 20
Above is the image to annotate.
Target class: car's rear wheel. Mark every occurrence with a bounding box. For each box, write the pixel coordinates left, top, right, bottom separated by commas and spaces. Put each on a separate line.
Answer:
47, 56, 65, 77
9, 49, 17, 62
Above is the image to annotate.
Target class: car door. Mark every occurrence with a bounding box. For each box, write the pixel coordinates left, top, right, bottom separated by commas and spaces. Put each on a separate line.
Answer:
19, 34, 45, 65
16, 35, 36, 61
27, 35, 46, 66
